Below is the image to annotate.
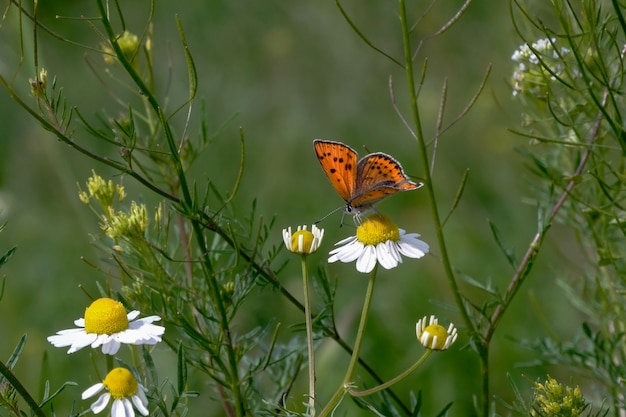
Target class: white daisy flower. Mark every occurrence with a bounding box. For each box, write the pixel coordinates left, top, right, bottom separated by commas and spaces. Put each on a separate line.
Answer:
415, 315, 458, 351
48, 298, 164, 355
283, 224, 324, 255
82, 367, 149, 417
328, 214, 429, 273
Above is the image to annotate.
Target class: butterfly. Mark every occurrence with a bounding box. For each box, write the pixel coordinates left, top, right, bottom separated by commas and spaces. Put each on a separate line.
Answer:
313, 139, 423, 218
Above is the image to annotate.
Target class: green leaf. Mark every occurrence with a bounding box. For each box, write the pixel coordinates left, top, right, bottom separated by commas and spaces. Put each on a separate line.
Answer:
0, 246, 16, 270
488, 220, 518, 269
177, 342, 187, 395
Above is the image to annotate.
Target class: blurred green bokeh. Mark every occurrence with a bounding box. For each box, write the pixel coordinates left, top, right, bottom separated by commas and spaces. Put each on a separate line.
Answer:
0, 1, 588, 416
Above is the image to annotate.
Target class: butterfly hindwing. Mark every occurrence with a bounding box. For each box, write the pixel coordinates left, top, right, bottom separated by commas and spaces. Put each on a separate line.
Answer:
313, 140, 358, 203
351, 153, 421, 209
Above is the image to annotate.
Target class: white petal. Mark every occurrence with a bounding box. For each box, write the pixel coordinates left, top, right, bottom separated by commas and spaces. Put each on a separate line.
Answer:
387, 241, 403, 263
282, 228, 291, 249
329, 240, 364, 263
48, 328, 97, 354
128, 316, 164, 330
333, 235, 358, 247
47, 328, 85, 347
67, 331, 100, 353
136, 385, 149, 405
90, 334, 110, 349
115, 330, 154, 346
123, 398, 135, 417
356, 245, 377, 273
376, 243, 399, 270
74, 318, 86, 327
101, 338, 121, 355
132, 393, 149, 416
111, 399, 132, 417
127, 311, 141, 321
82, 383, 105, 400
397, 235, 429, 258
90, 392, 111, 414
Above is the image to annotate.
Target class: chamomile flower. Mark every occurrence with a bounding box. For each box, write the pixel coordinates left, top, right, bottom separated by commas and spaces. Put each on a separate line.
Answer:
283, 224, 324, 255
416, 315, 457, 351
48, 298, 164, 355
82, 367, 149, 417
328, 214, 429, 273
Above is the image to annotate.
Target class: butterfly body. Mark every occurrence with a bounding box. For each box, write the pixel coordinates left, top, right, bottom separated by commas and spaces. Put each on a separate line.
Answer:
313, 139, 422, 216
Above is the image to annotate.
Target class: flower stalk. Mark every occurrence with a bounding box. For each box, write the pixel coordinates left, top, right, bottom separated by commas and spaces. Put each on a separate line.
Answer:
301, 254, 316, 416
318, 264, 378, 417
349, 350, 432, 398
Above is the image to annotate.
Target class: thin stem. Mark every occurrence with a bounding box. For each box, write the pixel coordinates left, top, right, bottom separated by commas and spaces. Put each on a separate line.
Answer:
343, 264, 377, 383
397, 1, 479, 412
318, 265, 378, 417
484, 104, 606, 340
349, 350, 432, 397
397, 0, 474, 343
301, 255, 316, 416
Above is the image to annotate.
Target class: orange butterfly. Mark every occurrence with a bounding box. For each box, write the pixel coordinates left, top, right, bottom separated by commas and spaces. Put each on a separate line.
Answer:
313, 139, 422, 217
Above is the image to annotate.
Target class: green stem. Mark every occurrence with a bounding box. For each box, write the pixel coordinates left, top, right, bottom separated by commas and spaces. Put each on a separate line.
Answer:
349, 350, 432, 397
397, 0, 479, 411
318, 265, 378, 417
93, 3, 244, 415
301, 255, 316, 416
397, 0, 472, 334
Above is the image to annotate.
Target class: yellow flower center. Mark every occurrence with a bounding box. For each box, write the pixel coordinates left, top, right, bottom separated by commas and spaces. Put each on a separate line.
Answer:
356, 214, 400, 246
84, 298, 129, 335
422, 324, 448, 350
103, 368, 138, 399
291, 230, 314, 254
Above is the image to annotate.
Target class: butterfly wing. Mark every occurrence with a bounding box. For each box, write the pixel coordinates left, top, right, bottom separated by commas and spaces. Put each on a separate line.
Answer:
313, 140, 358, 202
350, 152, 422, 209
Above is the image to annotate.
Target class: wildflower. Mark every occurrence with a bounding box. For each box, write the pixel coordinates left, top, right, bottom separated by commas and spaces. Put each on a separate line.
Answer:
48, 297, 164, 355
103, 201, 149, 240
80, 171, 125, 210
283, 224, 324, 255
511, 37, 576, 97
29, 68, 47, 98
82, 367, 149, 417
532, 375, 587, 417
416, 315, 457, 351
328, 214, 428, 273
103, 31, 140, 66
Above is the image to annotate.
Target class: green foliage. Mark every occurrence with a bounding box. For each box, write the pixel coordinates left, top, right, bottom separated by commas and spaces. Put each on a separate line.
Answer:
1, 0, 626, 416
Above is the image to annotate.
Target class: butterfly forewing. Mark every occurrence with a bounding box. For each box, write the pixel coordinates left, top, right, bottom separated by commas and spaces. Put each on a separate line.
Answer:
313, 140, 358, 202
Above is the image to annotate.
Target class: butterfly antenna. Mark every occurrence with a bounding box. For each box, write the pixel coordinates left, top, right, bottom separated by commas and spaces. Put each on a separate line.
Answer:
314, 206, 345, 225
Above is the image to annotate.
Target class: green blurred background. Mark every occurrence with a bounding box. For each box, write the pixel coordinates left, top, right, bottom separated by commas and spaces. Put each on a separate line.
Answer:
0, 1, 589, 416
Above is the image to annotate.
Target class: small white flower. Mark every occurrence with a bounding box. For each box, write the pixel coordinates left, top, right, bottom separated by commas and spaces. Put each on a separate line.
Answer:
283, 224, 324, 255
510, 37, 577, 97
416, 315, 458, 351
328, 214, 429, 273
48, 298, 164, 355
82, 367, 149, 417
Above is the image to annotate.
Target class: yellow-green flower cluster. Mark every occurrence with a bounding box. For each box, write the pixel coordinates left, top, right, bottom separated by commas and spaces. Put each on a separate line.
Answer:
79, 170, 125, 210
29, 68, 47, 98
102, 201, 148, 241
79, 171, 147, 242
532, 375, 587, 417
103, 31, 140, 66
